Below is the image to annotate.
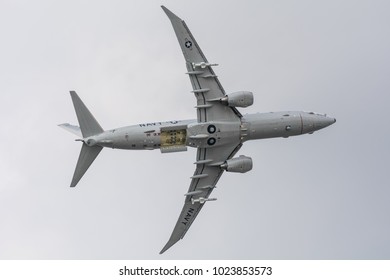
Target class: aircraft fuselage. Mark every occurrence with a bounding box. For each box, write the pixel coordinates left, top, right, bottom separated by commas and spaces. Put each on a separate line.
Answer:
84, 111, 336, 151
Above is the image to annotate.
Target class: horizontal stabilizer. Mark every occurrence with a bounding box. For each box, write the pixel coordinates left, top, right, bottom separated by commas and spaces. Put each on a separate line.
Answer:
70, 91, 104, 138
58, 123, 82, 137
70, 143, 103, 187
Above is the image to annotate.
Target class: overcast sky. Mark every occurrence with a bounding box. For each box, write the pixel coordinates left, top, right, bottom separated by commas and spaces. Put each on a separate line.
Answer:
1, 0, 389, 259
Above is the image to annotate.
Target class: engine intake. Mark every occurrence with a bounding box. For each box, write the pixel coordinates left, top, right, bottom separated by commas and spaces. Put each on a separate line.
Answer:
221, 155, 253, 173
222, 91, 254, 108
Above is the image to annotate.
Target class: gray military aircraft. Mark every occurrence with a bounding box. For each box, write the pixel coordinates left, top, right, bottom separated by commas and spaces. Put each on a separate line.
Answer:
60, 6, 336, 254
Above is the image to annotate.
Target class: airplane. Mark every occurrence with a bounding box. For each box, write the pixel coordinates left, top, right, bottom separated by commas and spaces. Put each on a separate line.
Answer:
59, 6, 336, 254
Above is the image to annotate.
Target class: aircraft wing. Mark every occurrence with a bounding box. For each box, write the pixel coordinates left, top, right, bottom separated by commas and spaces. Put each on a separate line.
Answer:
160, 6, 244, 254
162, 6, 242, 123
160, 143, 242, 254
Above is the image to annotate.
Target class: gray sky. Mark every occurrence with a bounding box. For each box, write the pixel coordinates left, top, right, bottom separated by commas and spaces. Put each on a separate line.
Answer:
1, 0, 389, 259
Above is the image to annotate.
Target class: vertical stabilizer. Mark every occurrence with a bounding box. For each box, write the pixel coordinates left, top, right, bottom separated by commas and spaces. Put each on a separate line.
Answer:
70, 91, 104, 138
70, 143, 103, 187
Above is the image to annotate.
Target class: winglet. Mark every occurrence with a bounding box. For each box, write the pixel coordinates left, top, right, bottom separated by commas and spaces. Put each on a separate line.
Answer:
161, 6, 208, 64
159, 201, 204, 254
160, 236, 180, 254
161, 5, 182, 22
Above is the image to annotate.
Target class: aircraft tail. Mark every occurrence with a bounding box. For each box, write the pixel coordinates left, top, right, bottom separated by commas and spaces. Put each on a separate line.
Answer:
58, 123, 82, 137
64, 91, 105, 187
70, 144, 103, 187
70, 91, 104, 138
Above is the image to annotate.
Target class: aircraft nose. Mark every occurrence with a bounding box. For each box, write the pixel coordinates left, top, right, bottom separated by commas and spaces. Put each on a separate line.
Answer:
325, 116, 336, 126
301, 112, 336, 134
316, 115, 336, 130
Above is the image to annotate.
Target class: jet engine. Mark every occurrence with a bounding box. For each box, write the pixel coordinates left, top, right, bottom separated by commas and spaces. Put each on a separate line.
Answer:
221, 91, 254, 108
220, 155, 253, 173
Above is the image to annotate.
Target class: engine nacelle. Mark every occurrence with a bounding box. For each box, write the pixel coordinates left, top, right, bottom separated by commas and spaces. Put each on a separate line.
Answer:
222, 91, 254, 108
221, 155, 253, 173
